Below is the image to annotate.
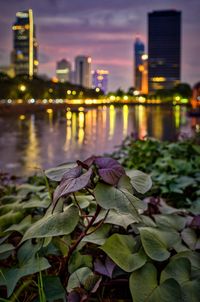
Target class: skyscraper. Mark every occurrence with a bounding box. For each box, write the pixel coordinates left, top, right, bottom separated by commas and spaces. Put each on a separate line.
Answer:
134, 38, 145, 91
12, 9, 38, 77
75, 56, 91, 88
92, 70, 109, 94
56, 59, 71, 83
148, 10, 181, 92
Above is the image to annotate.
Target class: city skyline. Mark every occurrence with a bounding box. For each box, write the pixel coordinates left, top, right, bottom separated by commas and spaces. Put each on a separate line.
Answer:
0, 0, 199, 90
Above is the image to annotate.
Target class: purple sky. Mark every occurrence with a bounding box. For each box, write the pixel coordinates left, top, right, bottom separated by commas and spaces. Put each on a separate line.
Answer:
0, 0, 199, 91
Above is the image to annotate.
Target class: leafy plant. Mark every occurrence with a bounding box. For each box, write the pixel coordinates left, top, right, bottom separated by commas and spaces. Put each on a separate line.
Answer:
113, 137, 200, 208
0, 156, 199, 301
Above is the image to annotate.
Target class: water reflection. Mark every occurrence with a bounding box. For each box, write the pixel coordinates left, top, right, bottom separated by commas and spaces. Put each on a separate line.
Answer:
0, 105, 199, 176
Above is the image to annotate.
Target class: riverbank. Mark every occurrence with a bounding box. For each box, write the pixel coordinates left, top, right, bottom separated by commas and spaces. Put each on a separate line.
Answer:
0, 101, 189, 115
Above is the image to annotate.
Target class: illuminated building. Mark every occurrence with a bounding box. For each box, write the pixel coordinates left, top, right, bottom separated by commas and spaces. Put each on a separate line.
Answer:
134, 38, 145, 91
141, 54, 148, 94
56, 59, 71, 83
148, 10, 181, 92
12, 9, 38, 77
75, 56, 92, 88
92, 69, 109, 94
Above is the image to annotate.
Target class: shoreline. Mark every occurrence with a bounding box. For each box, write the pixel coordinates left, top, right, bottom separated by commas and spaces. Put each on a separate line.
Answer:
0, 101, 189, 115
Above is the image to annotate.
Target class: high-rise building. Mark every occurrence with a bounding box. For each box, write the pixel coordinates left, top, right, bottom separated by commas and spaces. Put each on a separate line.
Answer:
56, 59, 71, 83
148, 10, 181, 92
134, 38, 145, 91
92, 70, 109, 94
12, 9, 38, 77
75, 56, 91, 88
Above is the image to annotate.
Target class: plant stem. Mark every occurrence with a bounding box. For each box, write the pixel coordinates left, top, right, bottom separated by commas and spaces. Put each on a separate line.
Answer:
61, 204, 101, 287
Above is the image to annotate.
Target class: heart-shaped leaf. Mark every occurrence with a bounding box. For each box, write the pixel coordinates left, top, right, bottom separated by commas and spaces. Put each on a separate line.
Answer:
22, 205, 79, 242
95, 157, 125, 185
53, 166, 92, 205
101, 234, 147, 272
127, 170, 152, 194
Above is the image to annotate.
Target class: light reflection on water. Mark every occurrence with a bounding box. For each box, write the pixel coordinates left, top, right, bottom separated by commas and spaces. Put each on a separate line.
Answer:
0, 105, 199, 176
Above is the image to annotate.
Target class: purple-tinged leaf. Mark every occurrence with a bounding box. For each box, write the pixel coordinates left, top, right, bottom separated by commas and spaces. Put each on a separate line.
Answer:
62, 166, 82, 180
83, 155, 97, 167
95, 157, 125, 185
94, 257, 116, 278
190, 215, 200, 229
68, 291, 81, 302
53, 167, 93, 205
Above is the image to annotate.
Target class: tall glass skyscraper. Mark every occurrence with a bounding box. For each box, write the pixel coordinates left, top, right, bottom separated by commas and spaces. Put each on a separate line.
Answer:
12, 9, 38, 77
75, 56, 92, 88
148, 10, 181, 92
134, 38, 145, 91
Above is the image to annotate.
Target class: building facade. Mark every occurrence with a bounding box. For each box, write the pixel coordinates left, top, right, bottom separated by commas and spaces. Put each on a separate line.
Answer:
92, 70, 109, 94
56, 59, 71, 83
134, 38, 145, 92
75, 56, 91, 88
12, 9, 38, 77
148, 10, 181, 92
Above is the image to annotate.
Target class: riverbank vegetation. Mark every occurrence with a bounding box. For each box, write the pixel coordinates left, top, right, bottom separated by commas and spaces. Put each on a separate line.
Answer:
0, 138, 199, 301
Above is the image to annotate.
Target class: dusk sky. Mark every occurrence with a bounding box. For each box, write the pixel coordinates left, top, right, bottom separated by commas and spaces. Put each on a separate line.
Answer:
0, 0, 199, 91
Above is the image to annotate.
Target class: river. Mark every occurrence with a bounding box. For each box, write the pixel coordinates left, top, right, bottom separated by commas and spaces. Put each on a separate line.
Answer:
0, 104, 199, 176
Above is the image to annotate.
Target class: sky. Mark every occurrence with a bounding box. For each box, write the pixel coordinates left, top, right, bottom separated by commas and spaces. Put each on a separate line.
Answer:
0, 0, 199, 91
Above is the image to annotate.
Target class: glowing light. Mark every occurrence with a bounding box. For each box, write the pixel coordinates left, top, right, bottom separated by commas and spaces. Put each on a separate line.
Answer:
95, 87, 100, 92
67, 90, 72, 95
19, 84, 26, 92
174, 105, 180, 128
78, 107, 84, 112
72, 91, 76, 95
133, 90, 140, 96
142, 54, 148, 60
19, 115, 25, 120
123, 105, 129, 136
46, 108, 53, 114
109, 105, 115, 139
152, 77, 166, 82
34, 60, 39, 66
138, 65, 144, 72
123, 95, 129, 101
88, 57, 92, 63
51, 77, 58, 83
66, 111, 72, 120
109, 95, 116, 101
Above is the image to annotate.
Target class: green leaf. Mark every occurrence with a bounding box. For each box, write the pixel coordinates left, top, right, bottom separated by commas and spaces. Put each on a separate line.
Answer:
154, 214, 186, 231
17, 184, 46, 197
101, 234, 147, 272
160, 258, 191, 284
139, 227, 180, 261
22, 205, 79, 242
126, 169, 152, 194
0, 244, 15, 254
82, 224, 111, 245
67, 267, 92, 292
43, 276, 66, 302
68, 251, 92, 274
94, 183, 141, 221
5, 215, 32, 235
45, 162, 76, 181
97, 209, 138, 229
148, 279, 182, 302
129, 262, 157, 302
181, 228, 200, 250
181, 279, 200, 302
0, 256, 50, 297
171, 251, 200, 271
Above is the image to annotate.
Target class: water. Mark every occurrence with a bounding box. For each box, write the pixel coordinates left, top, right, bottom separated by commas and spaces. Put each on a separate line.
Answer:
0, 104, 198, 176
